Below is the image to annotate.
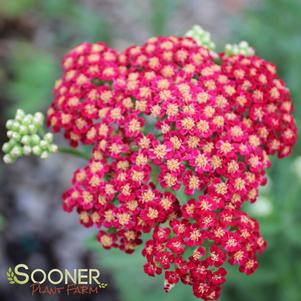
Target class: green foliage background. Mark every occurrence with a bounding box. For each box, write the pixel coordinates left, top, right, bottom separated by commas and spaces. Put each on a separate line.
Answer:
1, 1, 300, 300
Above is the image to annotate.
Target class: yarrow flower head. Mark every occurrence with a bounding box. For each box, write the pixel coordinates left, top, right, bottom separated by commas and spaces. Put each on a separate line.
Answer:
2, 109, 58, 163
3, 26, 297, 300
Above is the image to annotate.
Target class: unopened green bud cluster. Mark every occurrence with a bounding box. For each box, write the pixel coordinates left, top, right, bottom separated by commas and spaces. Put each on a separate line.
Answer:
185, 25, 215, 51
224, 41, 255, 57
2, 109, 58, 163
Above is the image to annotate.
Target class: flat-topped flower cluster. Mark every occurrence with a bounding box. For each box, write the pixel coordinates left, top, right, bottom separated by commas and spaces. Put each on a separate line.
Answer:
47, 33, 297, 300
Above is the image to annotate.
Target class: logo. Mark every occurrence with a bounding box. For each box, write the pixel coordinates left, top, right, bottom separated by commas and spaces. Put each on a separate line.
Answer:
6, 267, 17, 284
6, 264, 108, 296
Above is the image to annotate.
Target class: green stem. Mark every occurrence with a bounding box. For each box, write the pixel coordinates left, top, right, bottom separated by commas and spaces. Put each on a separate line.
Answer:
58, 147, 90, 160
38, 127, 45, 136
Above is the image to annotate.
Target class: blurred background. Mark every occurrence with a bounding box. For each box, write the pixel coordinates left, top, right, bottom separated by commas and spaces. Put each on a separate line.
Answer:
0, 0, 300, 300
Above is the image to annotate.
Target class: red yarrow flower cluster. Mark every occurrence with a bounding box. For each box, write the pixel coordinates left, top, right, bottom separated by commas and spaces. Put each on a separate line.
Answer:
47, 35, 297, 300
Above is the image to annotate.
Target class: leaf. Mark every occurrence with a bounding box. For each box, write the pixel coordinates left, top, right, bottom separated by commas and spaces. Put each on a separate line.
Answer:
6, 267, 16, 284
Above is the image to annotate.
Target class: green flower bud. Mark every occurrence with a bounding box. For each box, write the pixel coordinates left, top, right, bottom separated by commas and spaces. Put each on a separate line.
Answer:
34, 112, 44, 125
19, 125, 28, 135
40, 140, 48, 149
31, 134, 41, 145
3, 154, 14, 164
12, 132, 21, 141
49, 144, 58, 153
2, 142, 11, 153
23, 145, 32, 156
5, 120, 14, 130
44, 133, 54, 143
7, 131, 14, 139
224, 41, 255, 57
3, 110, 58, 163
185, 25, 215, 51
7, 139, 17, 149
11, 121, 20, 131
11, 145, 22, 157
21, 135, 31, 145
41, 151, 49, 159
15, 109, 25, 121
32, 145, 42, 156
23, 115, 33, 126
28, 124, 37, 134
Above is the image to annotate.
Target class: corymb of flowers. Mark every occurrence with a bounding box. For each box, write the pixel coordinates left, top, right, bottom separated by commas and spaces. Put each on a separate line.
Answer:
3, 26, 297, 300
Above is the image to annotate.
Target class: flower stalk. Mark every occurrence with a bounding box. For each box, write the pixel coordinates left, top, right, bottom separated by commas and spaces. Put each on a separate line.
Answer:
57, 147, 90, 160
